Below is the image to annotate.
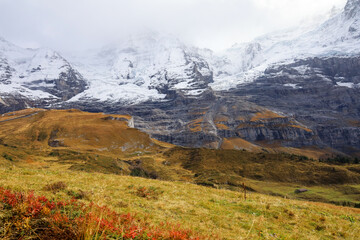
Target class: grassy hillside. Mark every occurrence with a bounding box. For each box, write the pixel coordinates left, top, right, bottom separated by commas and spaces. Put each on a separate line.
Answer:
163, 148, 360, 207
0, 109, 360, 239
0, 108, 162, 157
0, 165, 359, 239
0, 108, 359, 208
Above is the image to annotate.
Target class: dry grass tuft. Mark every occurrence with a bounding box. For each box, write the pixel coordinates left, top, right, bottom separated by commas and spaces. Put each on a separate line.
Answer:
66, 189, 90, 200
43, 181, 67, 193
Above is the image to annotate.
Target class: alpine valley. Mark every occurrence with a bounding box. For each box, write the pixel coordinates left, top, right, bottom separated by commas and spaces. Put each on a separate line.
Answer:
1, 0, 360, 158
1, 1, 360, 239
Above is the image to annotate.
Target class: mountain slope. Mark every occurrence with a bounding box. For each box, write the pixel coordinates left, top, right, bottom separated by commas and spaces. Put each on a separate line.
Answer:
103, 0, 359, 156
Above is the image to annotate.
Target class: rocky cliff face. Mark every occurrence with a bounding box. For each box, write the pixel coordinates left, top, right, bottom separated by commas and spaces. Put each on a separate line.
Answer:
231, 56, 360, 155
61, 88, 321, 152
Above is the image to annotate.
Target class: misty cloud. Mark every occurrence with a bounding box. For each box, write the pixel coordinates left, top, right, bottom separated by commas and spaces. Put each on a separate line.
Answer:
0, 0, 346, 52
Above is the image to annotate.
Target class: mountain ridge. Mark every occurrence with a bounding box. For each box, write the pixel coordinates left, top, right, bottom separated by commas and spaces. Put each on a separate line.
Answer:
0, 0, 358, 103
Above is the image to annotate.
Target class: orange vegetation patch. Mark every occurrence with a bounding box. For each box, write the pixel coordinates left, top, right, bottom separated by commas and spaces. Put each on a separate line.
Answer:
235, 116, 246, 121
24, 157, 45, 167
250, 110, 285, 121
221, 138, 262, 152
188, 118, 203, 132
214, 116, 229, 123
216, 123, 229, 130
189, 111, 207, 116
348, 120, 360, 127
151, 138, 176, 148
289, 124, 312, 132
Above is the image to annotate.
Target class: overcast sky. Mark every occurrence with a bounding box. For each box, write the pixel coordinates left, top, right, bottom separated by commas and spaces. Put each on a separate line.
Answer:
0, 0, 347, 52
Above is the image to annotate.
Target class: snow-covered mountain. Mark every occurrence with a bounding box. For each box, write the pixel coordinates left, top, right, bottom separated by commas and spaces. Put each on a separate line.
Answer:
67, 32, 213, 104
210, 0, 360, 90
0, 37, 86, 102
0, 0, 359, 106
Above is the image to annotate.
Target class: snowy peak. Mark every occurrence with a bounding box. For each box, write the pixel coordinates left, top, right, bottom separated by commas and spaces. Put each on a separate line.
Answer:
0, 37, 87, 101
68, 32, 213, 105
26, 48, 71, 78
209, 0, 360, 90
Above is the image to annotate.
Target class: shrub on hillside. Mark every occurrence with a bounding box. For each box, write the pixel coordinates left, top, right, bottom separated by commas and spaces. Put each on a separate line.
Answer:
320, 155, 360, 164
129, 185, 164, 200
66, 189, 90, 200
2, 153, 13, 161
43, 181, 67, 193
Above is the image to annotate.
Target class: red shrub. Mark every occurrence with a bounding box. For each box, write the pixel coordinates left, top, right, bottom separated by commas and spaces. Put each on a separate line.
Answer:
0, 187, 208, 239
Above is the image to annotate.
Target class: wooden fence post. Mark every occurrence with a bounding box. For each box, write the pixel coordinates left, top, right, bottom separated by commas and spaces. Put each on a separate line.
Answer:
243, 182, 247, 200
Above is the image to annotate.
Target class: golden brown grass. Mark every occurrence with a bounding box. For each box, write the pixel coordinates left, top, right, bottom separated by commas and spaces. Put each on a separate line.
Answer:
215, 123, 229, 130
220, 138, 262, 152
0, 108, 45, 120
0, 109, 166, 159
275, 146, 335, 160
289, 124, 313, 132
250, 110, 285, 122
0, 165, 359, 240
188, 118, 204, 132
214, 116, 229, 123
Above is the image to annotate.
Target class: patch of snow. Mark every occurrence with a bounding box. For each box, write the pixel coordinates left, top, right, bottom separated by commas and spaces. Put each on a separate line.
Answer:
0, 82, 57, 99
292, 65, 310, 75
183, 89, 207, 96
336, 81, 357, 88
68, 80, 165, 104
284, 83, 302, 89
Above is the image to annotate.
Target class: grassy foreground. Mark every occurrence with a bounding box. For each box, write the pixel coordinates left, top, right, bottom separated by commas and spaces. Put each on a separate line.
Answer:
0, 166, 359, 239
